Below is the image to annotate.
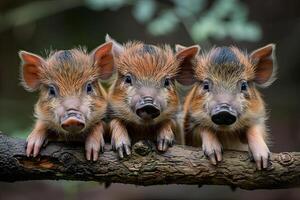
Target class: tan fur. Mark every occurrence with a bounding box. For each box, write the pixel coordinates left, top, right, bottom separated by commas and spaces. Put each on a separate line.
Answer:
115, 42, 179, 80
185, 47, 268, 143
247, 124, 270, 169
108, 42, 180, 127
107, 41, 189, 153
20, 44, 112, 160
182, 44, 276, 169
26, 120, 48, 157
85, 122, 105, 161
157, 122, 175, 151
110, 119, 131, 148
195, 46, 255, 82
33, 49, 107, 135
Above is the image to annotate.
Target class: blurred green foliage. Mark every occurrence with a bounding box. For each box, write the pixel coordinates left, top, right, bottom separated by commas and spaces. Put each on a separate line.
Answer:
0, 0, 261, 42
86, 0, 261, 42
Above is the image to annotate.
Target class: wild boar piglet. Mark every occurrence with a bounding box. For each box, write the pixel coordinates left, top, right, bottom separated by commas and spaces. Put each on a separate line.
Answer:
181, 44, 276, 170
106, 35, 200, 158
19, 42, 114, 161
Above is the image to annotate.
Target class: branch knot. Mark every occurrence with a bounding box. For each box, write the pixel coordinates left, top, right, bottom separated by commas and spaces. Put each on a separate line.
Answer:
132, 141, 152, 156
278, 152, 294, 166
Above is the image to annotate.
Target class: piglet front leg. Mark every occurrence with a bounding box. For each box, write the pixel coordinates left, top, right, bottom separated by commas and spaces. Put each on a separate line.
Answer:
200, 128, 223, 165
26, 120, 48, 157
85, 122, 105, 161
110, 119, 131, 158
247, 124, 271, 170
157, 122, 175, 152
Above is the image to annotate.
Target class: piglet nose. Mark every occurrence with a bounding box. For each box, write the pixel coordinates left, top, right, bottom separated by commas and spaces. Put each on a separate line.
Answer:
61, 119, 85, 132
211, 104, 237, 125
136, 96, 161, 120
211, 111, 237, 125
136, 105, 160, 119
61, 110, 85, 132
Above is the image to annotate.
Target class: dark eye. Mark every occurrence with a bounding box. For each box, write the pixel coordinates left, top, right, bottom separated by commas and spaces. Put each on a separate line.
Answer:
203, 81, 210, 91
48, 85, 57, 97
164, 77, 171, 87
86, 83, 93, 94
241, 81, 248, 91
124, 74, 132, 85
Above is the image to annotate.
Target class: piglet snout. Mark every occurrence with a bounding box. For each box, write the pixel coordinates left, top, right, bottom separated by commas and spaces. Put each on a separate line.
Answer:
211, 104, 237, 125
135, 96, 161, 120
61, 109, 85, 132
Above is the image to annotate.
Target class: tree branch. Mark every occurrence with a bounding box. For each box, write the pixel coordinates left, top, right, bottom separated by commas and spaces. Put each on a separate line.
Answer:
0, 133, 299, 190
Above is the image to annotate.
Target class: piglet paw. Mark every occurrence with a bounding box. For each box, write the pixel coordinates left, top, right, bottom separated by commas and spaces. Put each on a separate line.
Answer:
157, 135, 174, 152
26, 131, 47, 157
249, 146, 271, 170
202, 139, 223, 165
85, 134, 104, 161
112, 135, 131, 159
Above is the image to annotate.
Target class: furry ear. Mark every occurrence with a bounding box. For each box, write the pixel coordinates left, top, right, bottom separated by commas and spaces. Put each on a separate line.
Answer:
19, 51, 45, 91
175, 44, 187, 52
175, 45, 200, 85
92, 42, 114, 80
250, 44, 277, 87
105, 34, 124, 58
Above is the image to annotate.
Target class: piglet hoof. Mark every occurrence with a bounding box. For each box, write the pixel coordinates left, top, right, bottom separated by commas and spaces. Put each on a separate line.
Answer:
26, 132, 47, 158
85, 135, 104, 161
112, 136, 131, 159
202, 143, 223, 165
249, 148, 271, 170
116, 143, 131, 159
157, 137, 174, 152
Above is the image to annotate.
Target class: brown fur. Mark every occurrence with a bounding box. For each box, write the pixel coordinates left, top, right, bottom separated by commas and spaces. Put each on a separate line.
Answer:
108, 42, 180, 126
20, 42, 113, 160
106, 38, 199, 155
31, 48, 107, 135
116, 42, 179, 80
182, 44, 276, 169
108, 42, 179, 145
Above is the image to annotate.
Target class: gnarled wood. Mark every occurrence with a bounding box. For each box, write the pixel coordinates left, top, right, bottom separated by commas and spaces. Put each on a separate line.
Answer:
0, 133, 299, 190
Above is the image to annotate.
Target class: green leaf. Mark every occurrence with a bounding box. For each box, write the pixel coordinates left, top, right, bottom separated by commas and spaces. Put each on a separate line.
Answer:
227, 21, 262, 41
208, 0, 236, 18
147, 10, 179, 36
174, 0, 205, 18
132, 0, 156, 23
85, 0, 127, 10
191, 16, 218, 41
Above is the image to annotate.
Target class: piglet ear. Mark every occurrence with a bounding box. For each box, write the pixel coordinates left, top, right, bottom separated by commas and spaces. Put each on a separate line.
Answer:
105, 34, 124, 58
19, 51, 45, 91
175, 44, 187, 52
92, 41, 114, 80
175, 45, 200, 85
250, 44, 277, 87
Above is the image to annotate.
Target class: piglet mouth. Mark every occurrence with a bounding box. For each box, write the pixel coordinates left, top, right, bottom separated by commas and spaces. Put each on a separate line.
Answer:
135, 97, 161, 120
60, 109, 85, 132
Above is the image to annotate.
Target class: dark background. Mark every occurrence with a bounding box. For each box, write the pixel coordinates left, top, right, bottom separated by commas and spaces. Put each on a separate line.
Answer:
0, 0, 300, 199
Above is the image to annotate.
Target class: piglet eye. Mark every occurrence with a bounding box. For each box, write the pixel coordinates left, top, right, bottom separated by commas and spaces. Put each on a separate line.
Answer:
203, 80, 210, 91
86, 83, 93, 94
48, 85, 57, 97
164, 77, 171, 87
124, 74, 132, 85
241, 81, 248, 91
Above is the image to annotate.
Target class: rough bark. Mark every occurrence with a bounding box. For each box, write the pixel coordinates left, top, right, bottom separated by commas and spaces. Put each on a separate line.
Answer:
0, 133, 299, 190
